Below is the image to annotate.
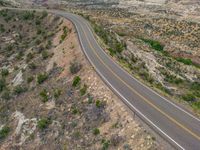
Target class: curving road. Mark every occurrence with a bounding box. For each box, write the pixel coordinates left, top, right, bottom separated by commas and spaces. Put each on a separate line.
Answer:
54, 11, 200, 150
2, 8, 200, 150
53, 11, 200, 150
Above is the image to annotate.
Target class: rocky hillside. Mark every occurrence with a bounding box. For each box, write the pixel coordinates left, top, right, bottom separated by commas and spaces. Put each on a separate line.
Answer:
118, 0, 200, 22
2, 0, 200, 22
40, 0, 200, 22
0, 9, 160, 150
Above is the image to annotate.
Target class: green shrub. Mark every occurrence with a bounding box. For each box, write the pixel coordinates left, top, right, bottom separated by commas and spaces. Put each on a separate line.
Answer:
108, 48, 116, 56
54, 89, 62, 99
16, 51, 24, 60
191, 82, 200, 91
80, 84, 87, 96
28, 62, 37, 70
73, 131, 81, 139
182, 93, 196, 102
47, 31, 54, 38
102, 139, 110, 150
96, 100, 102, 108
39, 89, 48, 102
0, 24, 5, 33
141, 38, 164, 51
41, 50, 49, 59
117, 32, 126, 36
46, 40, 52, 49
0, 1, 9, 7
72, 107, 79, 114
93, 128, 100, 135
37, 28, 42, 35
139, 70, 154, 83
60, 26, 68, 42
4, 14, 12, 22
1, 69, 9, 77
35, 38, 41, 45
0, 126, 10, 139
172, 78, 183, 84
22, 11, 34, 20
176, 57, 193, 65
0, 9, 8, 17
35, 19, 41, 25
26, 52, 34, 62
192, 101, 200, 110
70, 62, 82, 74
115, 42, 124, 53
14, 85, 27, 95
72, 76, 81, 87
1, 90, 10, 100
27, 76, 34, 83
37, 118, 50, 130
0, 78, 6, 92
164, 74, 183, 84
88, 94, 93, 104
5, 44, 13, 51
71, 121, 77, 128
123, 144, 131, 150
155, 83, 172, 95
37, 73, 48, 84
40, 11, 48, 19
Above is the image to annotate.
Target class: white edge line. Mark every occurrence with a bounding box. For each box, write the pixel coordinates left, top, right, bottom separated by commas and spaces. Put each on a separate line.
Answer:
0, 8, 185, 150
68, 15, 185, 150
77, 15, 200, 123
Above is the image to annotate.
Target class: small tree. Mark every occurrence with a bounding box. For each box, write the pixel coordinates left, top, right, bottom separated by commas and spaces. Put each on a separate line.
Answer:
0, 126, 10, 139
102, 139, 110, 150
93, 128, 100, 135
1, 69, 9, 77
96, 100, 102, 108
37, 118, 50, 130
26, 52, 34, 62
182, 93, 196, 102
13, 85, 27, 95
22, 11, 34, 20
37, 73, 48, 84
27, 76, 34, 83
70, 62, 82, 74
28, 62, 37, 70
72, 76, 81, 87
54, 89, 62, 99
80, 84, 87, 96
0, 78, 6, 92
40, 11, 48, 19
39, 89, 48, 102
71, 106, 79, 115
1, 90, 10, 100
41, 50, 49, 59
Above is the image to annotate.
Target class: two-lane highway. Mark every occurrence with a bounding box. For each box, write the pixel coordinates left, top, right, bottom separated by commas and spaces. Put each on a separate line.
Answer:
53, 11, 200, 149
2, 7, 200, 149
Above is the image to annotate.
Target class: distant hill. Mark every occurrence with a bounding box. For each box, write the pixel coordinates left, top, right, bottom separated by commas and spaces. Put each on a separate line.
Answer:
2, 0, 200, 8
2, 0, 200, 21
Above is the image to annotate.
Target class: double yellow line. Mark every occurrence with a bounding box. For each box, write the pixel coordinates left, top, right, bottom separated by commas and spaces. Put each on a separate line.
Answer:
78, 22, 200, 141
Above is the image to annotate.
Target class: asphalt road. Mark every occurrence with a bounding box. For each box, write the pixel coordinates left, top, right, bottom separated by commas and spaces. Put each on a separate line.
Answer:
1, 7, 200, 150
53, 11, 200, 150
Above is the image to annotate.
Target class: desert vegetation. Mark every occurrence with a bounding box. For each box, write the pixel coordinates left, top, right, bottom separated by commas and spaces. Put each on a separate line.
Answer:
0, 9, 157, 149
77, 8, 200, 113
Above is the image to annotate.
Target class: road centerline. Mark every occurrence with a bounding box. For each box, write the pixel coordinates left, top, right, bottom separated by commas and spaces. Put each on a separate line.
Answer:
78, 23, 200, 142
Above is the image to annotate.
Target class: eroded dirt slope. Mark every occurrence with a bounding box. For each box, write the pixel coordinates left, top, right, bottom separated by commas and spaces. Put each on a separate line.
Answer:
0, 9, 160, 150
